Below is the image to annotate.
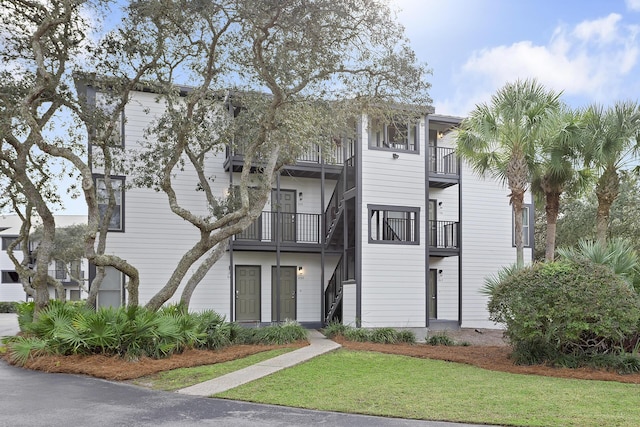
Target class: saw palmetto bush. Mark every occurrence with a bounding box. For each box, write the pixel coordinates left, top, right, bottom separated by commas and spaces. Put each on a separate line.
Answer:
6, 302, 310, 366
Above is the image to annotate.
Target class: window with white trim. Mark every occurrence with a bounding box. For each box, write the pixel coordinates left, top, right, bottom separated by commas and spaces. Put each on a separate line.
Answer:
96, 176, 124, 232
368, 205, 419, 244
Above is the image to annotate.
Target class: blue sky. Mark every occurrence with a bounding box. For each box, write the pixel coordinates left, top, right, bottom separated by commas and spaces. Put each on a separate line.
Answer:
393, 0, 640, 116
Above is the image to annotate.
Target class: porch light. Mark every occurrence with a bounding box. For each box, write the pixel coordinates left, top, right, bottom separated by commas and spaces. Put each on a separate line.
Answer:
392, 153, 399, 159
297, 266, 304, 276
299, 191, 303, 201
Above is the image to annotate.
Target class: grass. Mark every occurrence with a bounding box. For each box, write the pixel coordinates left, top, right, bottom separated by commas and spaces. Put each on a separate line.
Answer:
130, 348, 293, 391
218, 350, 640, 427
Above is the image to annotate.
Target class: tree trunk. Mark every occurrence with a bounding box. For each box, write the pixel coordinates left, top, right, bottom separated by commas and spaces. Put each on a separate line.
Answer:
507, 153, 528, 269
595, 167, 619, 244
512, 192, 525, 268
545, 190, 561, 262
180, 240, 229, 307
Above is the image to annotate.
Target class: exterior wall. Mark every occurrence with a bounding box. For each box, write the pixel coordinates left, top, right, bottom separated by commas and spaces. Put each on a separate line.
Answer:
359, 116, 427, 327
459, 155, 533, 328
100, 90, 215, 306
231, 252, 340, 323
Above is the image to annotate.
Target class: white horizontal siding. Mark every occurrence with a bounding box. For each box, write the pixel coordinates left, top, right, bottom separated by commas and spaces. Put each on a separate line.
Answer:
359, 116, 427, 327
460, 157, 533, 328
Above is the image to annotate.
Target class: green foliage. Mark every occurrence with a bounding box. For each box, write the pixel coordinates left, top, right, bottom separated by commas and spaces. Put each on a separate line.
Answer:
0, 302, 17, 313
370, 327, 399, 344
7, 303, 309, 362
253, 321, 307, 345
322, 321, 349, 338
396, 330, 416, 344
481, 264, 521, 296
426, 333, 454, 346
541, 172, 640, 261
6, 336, 50, 366
16, 302, 34, 331
343, 327, 371, 342
557, 238, 640, 289
323, 324, 415, 344
488, 259, 640, 366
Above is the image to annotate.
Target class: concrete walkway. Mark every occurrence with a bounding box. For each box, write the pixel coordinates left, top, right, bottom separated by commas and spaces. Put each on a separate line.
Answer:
177, 329, 341, 396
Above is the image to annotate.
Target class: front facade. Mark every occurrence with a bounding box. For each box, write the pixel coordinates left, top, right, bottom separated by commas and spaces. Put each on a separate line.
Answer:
85, 86, 533, 328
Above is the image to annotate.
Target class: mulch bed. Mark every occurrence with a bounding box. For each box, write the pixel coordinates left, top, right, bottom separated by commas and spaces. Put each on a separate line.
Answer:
3, 342, 308, 381
4, 333, 640, 384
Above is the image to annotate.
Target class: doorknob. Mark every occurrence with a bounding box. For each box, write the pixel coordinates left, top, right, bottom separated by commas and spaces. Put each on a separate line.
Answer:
291, 292, 295, 299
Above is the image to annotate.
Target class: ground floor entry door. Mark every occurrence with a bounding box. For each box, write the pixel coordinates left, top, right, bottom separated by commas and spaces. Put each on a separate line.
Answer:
428, 269, 437, 319
271, 266, 297, 322
235, 266, 261, 322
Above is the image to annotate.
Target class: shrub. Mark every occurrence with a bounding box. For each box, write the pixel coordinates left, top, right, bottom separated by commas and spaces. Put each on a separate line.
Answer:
254, 321, 307, 345
322, 321, 349, 338
488, 259, 640, 366
15, 302, 34, 331
343, 327, 370, 342
426, 332, 454, 346
396, 330, 416, 344
0, 302, 17, 313
370, 327, 398, 344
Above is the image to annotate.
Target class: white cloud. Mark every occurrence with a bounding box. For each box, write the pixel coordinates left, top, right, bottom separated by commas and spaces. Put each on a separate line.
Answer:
573, 13, 622, 43
627, 0, 640, 11
441, 13, 640, 115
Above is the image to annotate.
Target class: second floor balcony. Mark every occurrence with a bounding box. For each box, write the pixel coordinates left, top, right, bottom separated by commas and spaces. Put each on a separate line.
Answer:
429, 146, 459, 188
233, 211, 323, 251
428, 220, 460, 257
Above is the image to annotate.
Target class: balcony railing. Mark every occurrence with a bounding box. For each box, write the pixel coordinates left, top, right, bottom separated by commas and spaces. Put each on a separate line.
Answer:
235, 211, 321, 244
428, 220, 459, 249
229, 139, 355, 166
429, 146, 458, 175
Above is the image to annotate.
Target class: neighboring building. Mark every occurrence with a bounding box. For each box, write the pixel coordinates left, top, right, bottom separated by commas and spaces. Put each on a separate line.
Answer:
81, 84, 533, 328
0, 215, 88, 302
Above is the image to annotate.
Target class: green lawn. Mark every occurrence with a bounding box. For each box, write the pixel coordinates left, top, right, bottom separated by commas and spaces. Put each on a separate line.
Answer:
218, 350, 640, 427
131, 348, 293, 391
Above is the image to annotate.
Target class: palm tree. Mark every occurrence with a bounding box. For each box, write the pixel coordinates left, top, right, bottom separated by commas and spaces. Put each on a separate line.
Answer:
582, 101, 640, 243
456, 79, 561, 267
531, 105, 587, 261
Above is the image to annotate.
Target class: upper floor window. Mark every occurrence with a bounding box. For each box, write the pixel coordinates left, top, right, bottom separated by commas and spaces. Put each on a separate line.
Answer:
1, 270, 20, 283
55, 260, 66, 280
513, 204, 533, 248
1, 236, 21, 251
94, 94, 124, 147
95, 176, 125, 232
368, 205, 420, 244
369, 118, 419, 153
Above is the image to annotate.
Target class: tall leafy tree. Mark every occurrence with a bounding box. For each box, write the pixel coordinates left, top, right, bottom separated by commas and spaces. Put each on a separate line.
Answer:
531, 105, 587, 261
456, 79, 561, 267
1, 0, 432, 310
582, 101, 640, 243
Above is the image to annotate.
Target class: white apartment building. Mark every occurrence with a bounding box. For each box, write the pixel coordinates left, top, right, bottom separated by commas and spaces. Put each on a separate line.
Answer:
80, 83, 533, 329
